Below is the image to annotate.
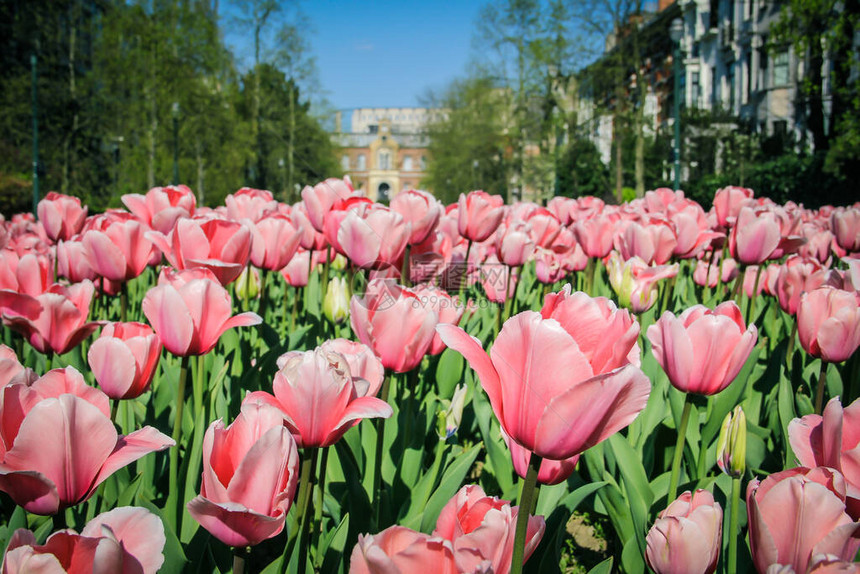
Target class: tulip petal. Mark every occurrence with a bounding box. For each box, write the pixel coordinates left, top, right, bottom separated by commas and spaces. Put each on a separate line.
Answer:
88, 426, 174, 500
88, 338, 138, 399
186, 497, 285, 548
142, 285, 194, 356
84, 231, 127, 282
81, 506, 166, 574
436, 324, 501, 418
226, 426, 295, 516
0, 467, 60, 515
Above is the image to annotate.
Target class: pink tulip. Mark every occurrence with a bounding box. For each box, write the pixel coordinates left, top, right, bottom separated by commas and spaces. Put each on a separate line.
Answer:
437, 306, 650, 461
2, 506, 166, 574
480, 256, 518, 304
350, 526, 461, 574
647, 302, 757, 395
614, 219, 677, 265
776, 256, 842, 315
547, 196, 576, 225
391, 188, 442, 245
571, 214, 617, 259
337, 204, 411, 269
142, 269, 261, 356
797, 286, 860, 363
645, 490, 722, 574
313, 338, 385, 394
525, 208, 562, 249
411, 286, 465, 355
670, 203, 723, 259
291, 202, 328, 251
244, 345, 392, 448
350, 279, 438, 373
88, 322, 161, 400
806, 555, 860, 573
693, 255, 739, 288
606, 253, 679, 313
0, 367, 173, 514
0, 345, 34, 390
644, 188, 687, 214
249, 214, 303, 271
433, 484, 545, 574
280, 249, 313, 287
187, 401, 299, 547
0, 280, 102, 356
36, 192, 88, 243
496, 221, 535, 267
56, 239, 98, 283
729, 207, 784, 265
225, 187, 279, 222
148, 217, 252, 285
302, 177, 356, 233
504, 433, 579, 485
712, 186, 754, 229
122, 185, 196, 234
832, 207, 860, 253
0, 252, 51, 296
789, 397, 860, 519
82, 218, 156, 283
747, 466, 860, 574
457, 191, 505, 243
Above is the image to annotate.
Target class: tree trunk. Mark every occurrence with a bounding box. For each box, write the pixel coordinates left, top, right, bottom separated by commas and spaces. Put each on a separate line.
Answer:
62, 1, 79, 195
806, 39, 828, 152
631, 18, 645, 198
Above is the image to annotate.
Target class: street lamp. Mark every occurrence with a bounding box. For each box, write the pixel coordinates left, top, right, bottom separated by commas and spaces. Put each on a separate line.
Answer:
171, 102, 180, 185
670, 17, 684, 191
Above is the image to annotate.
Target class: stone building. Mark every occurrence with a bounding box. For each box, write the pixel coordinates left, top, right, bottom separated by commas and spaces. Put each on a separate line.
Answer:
332, 107, 441, 202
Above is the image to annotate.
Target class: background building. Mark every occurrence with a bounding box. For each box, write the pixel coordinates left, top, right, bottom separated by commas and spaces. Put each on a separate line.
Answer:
332, 107, 440, 202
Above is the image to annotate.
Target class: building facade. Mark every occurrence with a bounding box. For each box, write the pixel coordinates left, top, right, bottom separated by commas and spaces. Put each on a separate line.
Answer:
332, 107, 440, 202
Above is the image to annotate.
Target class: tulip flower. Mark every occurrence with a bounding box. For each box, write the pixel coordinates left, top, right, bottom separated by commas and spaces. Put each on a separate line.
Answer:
412, 285, 465, 355
457, 190, 505, 243
613, 219, 677, 265
311, 338, 385, 395
248, 213, 303, 271
244, 345, 392, 448
693, 255, 738, 288
350, 526, 461, 574
504, 434, 579, 486
87, 322, 162, 400
570, 214, 617, 259
789, 397, 860, 519
391, 188, 442, 245
647, 301, 758, 395
281, 249, 313, 287
832, 207, 860, 254
712, 186, 754, 229
2, 506, 166, 574
645, 490, 722, 574
0, 367, 174, 514
0, 252, 51, 296
0, 280, 102, 357
437, 384, 468, 439
607, 252, 679, 313
717, 406, 747, 478
147, 216, 252, 285
350, 279, 438, 373
337, 204, 411, 270
56, 239, 98, 283
797, 286, 860, 363
433, 484, 545, 574
776, 256, 841, 316
36, 192, 88, 243
234, 265, 261, 301
142, 268, 262, 356
302, 177, 356, 233
187, 401, 300, 547
0, 345, 34, 390
525, 207, 562, 249
747, 467, 860, 574
122, 185, 196, 234
225, 187, 279, 222
324, 276, 351, 324
729, 207, 784, 265
437, 307, 650, 462
82, 218, 157, 283
496, 221, 535, 267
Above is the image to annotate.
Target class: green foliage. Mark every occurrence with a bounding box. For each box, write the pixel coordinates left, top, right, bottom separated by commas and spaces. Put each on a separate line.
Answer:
556, 137, 609, 199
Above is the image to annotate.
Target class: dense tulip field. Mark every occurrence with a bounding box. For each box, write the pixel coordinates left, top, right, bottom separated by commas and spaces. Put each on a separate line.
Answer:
0, 181, 859, 573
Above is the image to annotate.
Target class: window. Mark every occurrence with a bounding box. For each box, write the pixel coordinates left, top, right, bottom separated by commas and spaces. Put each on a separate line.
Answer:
341, 155, 350, 171
403, 156, 413, 171
773, 50, 789, 86
378, 150, 391, 170
357, 154, 366, 170
691, 72, 700, 108
420, 156, 427, 170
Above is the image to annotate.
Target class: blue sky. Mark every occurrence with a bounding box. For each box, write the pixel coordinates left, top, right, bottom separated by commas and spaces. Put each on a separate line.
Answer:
301, 0, 483, 110
224, 0, 485, 113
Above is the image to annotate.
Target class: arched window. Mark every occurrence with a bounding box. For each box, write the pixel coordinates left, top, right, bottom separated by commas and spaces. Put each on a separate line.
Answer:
357, 154, 366, 170
403, 156, 413, 171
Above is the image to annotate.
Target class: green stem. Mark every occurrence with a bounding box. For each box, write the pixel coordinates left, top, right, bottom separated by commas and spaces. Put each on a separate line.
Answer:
727, 475, 741, 574
786, 318, 797, 366
233, 547, 249, 574
120, 282, 128, 323
311, 446, 330, 570
372, 374, 392, 531
511, 451, 541, 574
111, 400, 120, 425
746, 265, 763, 327
584, 258, 595, 296
502, 266, 514, 321
815, 360, 829, 415
660, 274, 677, 315
322, 246, 332, 297
495, 302, 503, 338
510, 265, 522, 316
730, 272, 743, 308
258, 268, 269, 321
296, 447, 318, 574
45, 351, 53, 372
667, 395, 693, 503
460, 240, 473, 298
291, 287, 301, 333
166, 355, 190, 531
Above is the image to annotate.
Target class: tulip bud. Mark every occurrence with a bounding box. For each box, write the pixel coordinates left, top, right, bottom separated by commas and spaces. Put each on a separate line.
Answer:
235, 266, 260, 300
331, 253, 348, 271
436, 384, 467, 440
716, 405, 746, 477
324, 276, 350, 324
607, 252, 636, 309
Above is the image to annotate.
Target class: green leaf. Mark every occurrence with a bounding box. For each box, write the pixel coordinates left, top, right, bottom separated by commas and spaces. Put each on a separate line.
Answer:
435, 348, 464, 399
587, 557, 614, 574
320, 514, 351, 574
417, 443, 481, 533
